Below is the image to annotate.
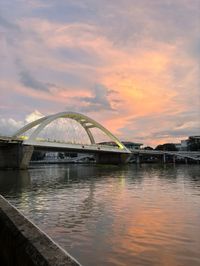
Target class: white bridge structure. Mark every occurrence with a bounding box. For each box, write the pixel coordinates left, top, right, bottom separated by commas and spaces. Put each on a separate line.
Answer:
13, 111, 130, 154
0, 112, 131, 169
0, 111, 199, 169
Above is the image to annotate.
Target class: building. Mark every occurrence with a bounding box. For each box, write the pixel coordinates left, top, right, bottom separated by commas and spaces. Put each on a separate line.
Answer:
188, 136, 200, 151
43, 151, 94, 162
98, 141, 143, 150
175, 143, 181, 151
180, 140, 188, 151
180, 136, 200, 151
121, 141, 143, 150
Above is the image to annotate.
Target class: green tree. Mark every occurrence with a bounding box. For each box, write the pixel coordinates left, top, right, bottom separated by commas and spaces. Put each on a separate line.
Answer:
144, 146, 154, 150
155, 143, 178, 151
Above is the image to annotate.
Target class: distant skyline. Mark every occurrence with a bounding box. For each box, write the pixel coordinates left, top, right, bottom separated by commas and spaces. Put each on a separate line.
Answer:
0, 0, 199, 146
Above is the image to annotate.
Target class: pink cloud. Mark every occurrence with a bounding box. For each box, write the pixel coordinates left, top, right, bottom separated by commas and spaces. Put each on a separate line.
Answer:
1, 2, 199, 146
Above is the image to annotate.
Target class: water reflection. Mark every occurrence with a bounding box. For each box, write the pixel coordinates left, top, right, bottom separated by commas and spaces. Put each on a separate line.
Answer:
0, 164, 200, 266
0, 169, 31, 195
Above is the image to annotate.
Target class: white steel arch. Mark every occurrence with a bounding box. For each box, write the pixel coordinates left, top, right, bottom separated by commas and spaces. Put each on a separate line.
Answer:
13, 112, 128, 150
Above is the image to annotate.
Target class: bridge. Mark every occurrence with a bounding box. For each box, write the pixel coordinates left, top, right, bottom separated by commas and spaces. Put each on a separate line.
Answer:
0, 112, 131, 169
129, 148, 200, 163
0, 111, 199, 168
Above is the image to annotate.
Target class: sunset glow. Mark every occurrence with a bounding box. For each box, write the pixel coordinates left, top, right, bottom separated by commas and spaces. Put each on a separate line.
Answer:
0, 0, 199, 146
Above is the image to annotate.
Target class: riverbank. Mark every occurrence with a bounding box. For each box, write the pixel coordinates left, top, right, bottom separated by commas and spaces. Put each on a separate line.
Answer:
0, 195, 81, 266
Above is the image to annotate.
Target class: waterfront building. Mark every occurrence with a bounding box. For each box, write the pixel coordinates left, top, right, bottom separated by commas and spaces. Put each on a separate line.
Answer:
175, 143, 181, 151
121, 141, 143, 150
39, 151, 94, 163
180, 139, 189, 151
98, 141, 143, 150
180, 136, 200, 151
45, 152, 59, 160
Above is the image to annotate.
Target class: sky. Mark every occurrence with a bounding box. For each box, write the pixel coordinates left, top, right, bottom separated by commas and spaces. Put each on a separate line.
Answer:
0, 0, 199, 147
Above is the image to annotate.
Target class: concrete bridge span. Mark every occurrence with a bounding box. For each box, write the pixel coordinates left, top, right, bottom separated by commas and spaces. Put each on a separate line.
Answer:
0, 112, 131, 169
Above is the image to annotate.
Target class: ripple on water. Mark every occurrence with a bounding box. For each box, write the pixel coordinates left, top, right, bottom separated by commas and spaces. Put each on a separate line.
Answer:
1, 164, 200, 266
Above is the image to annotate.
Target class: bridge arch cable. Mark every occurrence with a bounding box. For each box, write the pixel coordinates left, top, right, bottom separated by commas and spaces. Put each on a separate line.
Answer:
26, 118, 91, 145
12, 112, 128, 150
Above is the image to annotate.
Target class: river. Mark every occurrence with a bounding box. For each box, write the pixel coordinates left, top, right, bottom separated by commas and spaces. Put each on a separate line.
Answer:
0, 164, 200, 266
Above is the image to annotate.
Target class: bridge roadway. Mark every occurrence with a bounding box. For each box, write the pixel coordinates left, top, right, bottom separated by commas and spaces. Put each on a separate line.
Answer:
0, 136, 199, 169
24, 139, 130, 154
0, 136, 130, 154
1, 136, 200, 161
15, 138, 200, 161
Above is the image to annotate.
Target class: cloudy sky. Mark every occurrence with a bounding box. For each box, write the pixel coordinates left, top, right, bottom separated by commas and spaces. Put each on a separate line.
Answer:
0, 0, 199, 146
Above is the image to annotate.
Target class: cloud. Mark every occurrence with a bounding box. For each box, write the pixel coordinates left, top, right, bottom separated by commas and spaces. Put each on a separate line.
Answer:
0, 0, 199, 146
0, 118, 24, 136
19, 70, 50, 92
77, 84, 115, 112
25, 110, 43, 123
62, 83, 119, 114
0, 14, 20, 31
0, 110, 44, 136
118, 110, 200, 146
0, 14, 22, 53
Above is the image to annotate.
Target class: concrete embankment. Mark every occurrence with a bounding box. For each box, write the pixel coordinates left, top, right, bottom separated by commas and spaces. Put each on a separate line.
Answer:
0, 195, 81, 266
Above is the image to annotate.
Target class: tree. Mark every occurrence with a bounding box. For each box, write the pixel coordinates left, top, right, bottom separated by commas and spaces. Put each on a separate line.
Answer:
143, 146, 154, 150
155, 143, 178, 151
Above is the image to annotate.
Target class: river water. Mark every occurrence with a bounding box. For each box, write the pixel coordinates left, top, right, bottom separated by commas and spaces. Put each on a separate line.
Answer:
0, 164, 200, 266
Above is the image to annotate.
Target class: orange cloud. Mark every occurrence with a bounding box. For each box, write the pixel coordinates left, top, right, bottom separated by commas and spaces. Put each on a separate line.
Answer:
3, 14, 198, 146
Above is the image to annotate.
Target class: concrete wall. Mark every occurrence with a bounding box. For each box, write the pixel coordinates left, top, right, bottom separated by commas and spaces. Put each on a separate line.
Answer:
0, 143, 33, 169
0, 195, 81, 266
95, 152, 130, 164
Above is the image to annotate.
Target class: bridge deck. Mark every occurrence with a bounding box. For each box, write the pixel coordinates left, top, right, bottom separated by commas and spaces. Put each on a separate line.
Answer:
24, 140, 131, 154
0, 136, 199, 160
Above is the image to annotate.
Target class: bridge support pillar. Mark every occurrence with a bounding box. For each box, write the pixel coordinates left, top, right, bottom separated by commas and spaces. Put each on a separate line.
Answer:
163, 154, 166, 164
95, 153, 130, 164
0, 143, 34, 169
136, 154, 140, 164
